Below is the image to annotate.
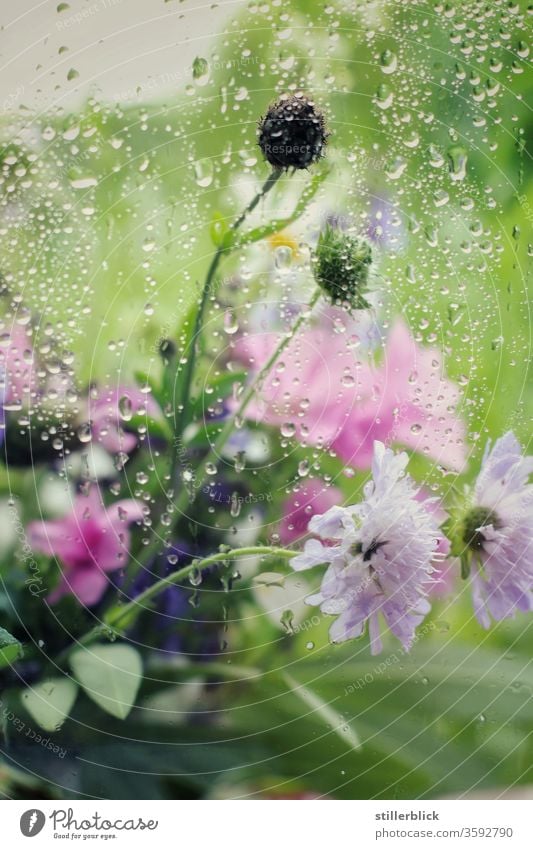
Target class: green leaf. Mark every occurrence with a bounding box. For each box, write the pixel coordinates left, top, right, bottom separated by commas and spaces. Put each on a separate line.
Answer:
127, 412, 172, 442
21, 678, 78, 732
230, 166, 331, 250
282, 671, 361, 751
70, 644, 143, 719
189, 369, 248, 420
0, 627, 23, 669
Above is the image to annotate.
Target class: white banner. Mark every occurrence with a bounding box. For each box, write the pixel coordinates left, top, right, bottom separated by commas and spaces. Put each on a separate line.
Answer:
1, 799, 532, 848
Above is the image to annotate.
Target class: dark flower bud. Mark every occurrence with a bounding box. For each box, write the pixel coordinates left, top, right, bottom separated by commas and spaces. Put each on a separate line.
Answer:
313, 224, 372, 312
258, 92, 328, 170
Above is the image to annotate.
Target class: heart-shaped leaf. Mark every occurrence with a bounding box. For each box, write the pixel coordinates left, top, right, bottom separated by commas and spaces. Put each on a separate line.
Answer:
70, 644, 142, 719
22, 678, 78, 732
0, 627, 23, 669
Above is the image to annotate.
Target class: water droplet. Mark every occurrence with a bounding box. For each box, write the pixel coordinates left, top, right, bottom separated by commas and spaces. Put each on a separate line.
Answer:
280, 609, 295, 634
230, 492, 242, 518
223, 310, 239, 335
69, 176, 97, 190
189, 566, 203, 587
280, 422, 296, 438
118, 395, 133, 421
194, 159, 214, 188
192, 56, 209, 86
274, 245, 292, 271
380, 50, 397, 74
447, 145, 468, 182
77, 422, 92, 443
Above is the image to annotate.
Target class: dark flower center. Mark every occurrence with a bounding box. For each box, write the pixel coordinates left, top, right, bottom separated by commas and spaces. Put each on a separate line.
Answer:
462, 506, 500, 551
350, 539, 388, 562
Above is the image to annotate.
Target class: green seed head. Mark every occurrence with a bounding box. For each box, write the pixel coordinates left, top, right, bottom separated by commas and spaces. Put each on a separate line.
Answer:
314, 225, 372, 313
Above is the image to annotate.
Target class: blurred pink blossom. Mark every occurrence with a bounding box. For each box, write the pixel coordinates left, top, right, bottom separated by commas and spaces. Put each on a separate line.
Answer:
279, 479, 342, 545
28, 487, 143, 606
89, 385, 159, 454
0, 323, 36, 407
234, 317, 466, 472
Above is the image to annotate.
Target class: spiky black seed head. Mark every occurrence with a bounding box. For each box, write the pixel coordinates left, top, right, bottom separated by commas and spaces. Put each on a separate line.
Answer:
462, 506, 500, 551
313, 224, 372, 312
257, 92, 328, 170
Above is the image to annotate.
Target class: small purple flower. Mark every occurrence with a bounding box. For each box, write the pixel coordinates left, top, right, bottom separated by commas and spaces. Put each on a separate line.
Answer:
291, 441, 442, 654
460, 431, 533, 628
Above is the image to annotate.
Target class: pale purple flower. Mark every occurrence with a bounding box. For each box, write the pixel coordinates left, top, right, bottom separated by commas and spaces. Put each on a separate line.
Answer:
464, 431, 533, 628
291, 441, 443, 654
28, 487, 144, 606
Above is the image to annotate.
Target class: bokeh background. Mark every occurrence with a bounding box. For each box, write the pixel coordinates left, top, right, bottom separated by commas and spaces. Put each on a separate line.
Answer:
1, 0, 533, 800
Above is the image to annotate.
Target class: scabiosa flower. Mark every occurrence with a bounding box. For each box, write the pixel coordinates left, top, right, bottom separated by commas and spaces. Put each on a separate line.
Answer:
27, 486, 144, 606
291, 442, 443, 654
258, 92, 328, 170
313, 224, 372, 313
451, 431, 533, 628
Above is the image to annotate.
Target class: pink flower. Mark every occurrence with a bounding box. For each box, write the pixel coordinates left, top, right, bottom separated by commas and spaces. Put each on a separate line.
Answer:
28, 487, 144, 606
232, 324, 362, 448
334, 321, 466, 471
279, 479, 342, 544
0, 323, 36, 407
89, 385, 159, 454
234, 317, 466, 471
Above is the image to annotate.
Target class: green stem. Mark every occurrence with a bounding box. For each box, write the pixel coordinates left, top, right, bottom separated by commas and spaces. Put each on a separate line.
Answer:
135, 287, 321, 571
60, 545, 295, 661
178, 286, 322, 513
172, 168, 283, 452
121, 170, 283, 586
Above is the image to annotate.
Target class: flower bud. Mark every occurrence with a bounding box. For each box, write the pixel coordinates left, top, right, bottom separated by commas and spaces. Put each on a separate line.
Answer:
313, 225, 372, 312
258, 92, 328, 170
